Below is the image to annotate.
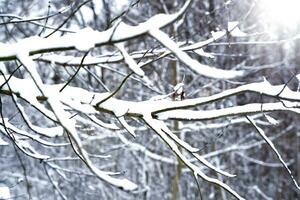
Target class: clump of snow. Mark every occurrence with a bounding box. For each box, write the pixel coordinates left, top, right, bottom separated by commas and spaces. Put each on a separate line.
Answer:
173, 82, 184, 96
116, 43, 145, 76
194, 48, 215, 58
117, 116, 136, 137
264, 114, 279, 125
92, 0, 104, 15
111, 0, 131, 15
225, 1, 232, 5
149, 94, 170, 101
0, 62, 7, 74
150, 28, 244, 79
0, 186, 11, 199
119, 178, 138, 191
73, 28, 97, 51
173, 83, 184, 92
141, 76, 154, 87
248, 117, 300, 190
296, 74, 300, 82
228, 21, 247, 37
211, 30, 226, 40
0, 136, 8, 146
80, 5, 94, 24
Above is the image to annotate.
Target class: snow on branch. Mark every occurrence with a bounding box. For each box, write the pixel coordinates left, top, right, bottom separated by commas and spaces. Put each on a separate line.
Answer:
0, 136, 8, 146
34, 26, 241, 67
0, 119, 68, 147
1, 0, 298, 198
148, 78, 300, 114
0, 0, 247, 80
13, 53, 138, 191
149, 28, 244, 79
157, 102, 300, 121
1, 39, 300, 195
10, 94, 63, 137
246, 116, 300, 190
2, 76, 300, 124
115, 42, 145, 76
1, 71, 300, 196
143, 114, 245, 200
0, 0, 191, 61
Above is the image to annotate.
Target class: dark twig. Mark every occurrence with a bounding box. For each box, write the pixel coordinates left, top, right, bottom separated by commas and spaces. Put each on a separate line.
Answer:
45, 0, 92, 38
60, 50, 90, 92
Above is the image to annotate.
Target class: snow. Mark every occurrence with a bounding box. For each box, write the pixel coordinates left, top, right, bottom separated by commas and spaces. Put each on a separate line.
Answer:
159, 120, 199, 153
150, 28, 244, 79
247, 117, 300, 190
157, 102, 300, 121
73, 28, 97, 51
182, 36, 219, 52
37, 54, 113, 65
117, 116, 136, 137
173, 83, 184, 93
14, 101, 63, 137
37, 53, 140, 66
264, 114, 279, 125
80, 5, 94, 24
0, 119, 67, 147
16, 139, 50, 159
143, 114, 245, 200
2, 44, 299, 194
86, 115, 119, 130
111, 0, 130, 14
0, 136, 8, 146
2, 75, 300, 124
0, 75, 58, 120
296, 74, 300, 82
147, 79, 300, 114
211, 30, 226, 40
79, 147, 138, 191
181, 21, 245, 55
194, 48, 215, 58
118, 133, 175, 164
92, 0, 103, 15
12, 51, 138, 190
0, 62, 7, 74
225, 0, 232, 5
149, 94, 171, 101
0, 186, 11, 199
252, 185, 272, 200
116, 178, 138, 191
115, 42, 145, 76
0, 0, 299, 197
0, 0, 191, 61
228, 21, 247, 37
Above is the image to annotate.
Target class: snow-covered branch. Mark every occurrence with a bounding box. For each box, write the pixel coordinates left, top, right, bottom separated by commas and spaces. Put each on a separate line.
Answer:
0, 0, 191, 61
0, 0, 299, 198
2, 73, 299, 197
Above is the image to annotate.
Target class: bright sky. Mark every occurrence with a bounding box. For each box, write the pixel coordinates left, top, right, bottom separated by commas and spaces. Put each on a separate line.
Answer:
260, 0, 300, 27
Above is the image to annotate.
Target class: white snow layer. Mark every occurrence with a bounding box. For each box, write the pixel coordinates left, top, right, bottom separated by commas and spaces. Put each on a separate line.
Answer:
0, 186, 11, 199
228, 21, 247, 37
115, 42, 145, 76
150, 28, 244, 79
0, 0, 191, 60
0, 136, 8, 146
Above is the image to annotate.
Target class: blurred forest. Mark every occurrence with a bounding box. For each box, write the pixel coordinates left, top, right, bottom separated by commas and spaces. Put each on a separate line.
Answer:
0, 0, 299, 199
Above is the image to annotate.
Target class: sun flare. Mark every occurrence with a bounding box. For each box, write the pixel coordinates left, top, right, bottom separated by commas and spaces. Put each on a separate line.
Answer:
260, 0, 300, 27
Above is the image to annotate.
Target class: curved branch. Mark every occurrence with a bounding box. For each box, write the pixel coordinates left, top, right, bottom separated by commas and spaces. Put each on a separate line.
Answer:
0, 0, 191, 61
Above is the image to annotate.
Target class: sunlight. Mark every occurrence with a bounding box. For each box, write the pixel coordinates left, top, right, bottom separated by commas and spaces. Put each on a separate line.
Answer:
260, 0, 300, 27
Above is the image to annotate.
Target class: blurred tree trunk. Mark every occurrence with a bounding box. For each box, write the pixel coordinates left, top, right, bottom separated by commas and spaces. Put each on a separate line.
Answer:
170, 20, 182, 199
